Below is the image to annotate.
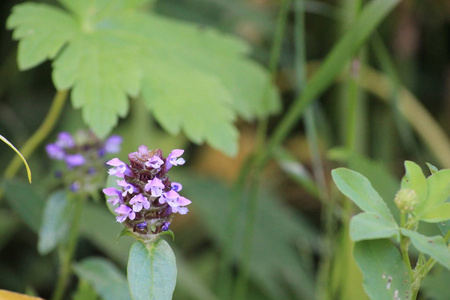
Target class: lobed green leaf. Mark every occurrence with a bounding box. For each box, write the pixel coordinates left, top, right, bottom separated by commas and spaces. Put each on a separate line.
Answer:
7, 2, 279, 155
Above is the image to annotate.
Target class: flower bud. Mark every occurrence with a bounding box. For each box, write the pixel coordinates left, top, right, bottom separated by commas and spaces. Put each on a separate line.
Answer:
394, 188, 419, 213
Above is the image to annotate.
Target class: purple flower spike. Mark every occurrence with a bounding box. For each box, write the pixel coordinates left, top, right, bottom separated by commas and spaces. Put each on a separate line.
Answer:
103, 187, 123, 205
107, 158, 132, 177
129, 194, 150, 212
145, 156, 163, 169
65, 154, 85, 168
104, 135, 122, 153
145, 178, 165, 197
165, 149, 185, 170
46, 144, 65, 160
115, 205, 136, 222
56, 132, 75, 148
171, 182, 182, 192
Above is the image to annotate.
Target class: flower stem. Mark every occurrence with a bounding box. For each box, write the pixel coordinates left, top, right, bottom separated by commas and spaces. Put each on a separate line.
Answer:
51, 193, 85, 300
0, 90, 68, 199
400, 213, 414, 280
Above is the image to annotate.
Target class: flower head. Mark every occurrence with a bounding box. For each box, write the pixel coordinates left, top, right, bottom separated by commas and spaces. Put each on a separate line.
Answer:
103, 145, 191, 240
46, 130, 123, 194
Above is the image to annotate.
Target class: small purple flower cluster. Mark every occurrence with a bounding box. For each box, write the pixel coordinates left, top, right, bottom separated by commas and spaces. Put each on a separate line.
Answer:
103, 145, 191, 236
46, 131, 122, 193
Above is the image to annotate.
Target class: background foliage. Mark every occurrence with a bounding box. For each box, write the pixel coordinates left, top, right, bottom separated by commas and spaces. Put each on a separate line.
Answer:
0, 0, 450, 299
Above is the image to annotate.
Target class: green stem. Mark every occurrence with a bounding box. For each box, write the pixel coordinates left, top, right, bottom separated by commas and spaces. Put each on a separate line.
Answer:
0, 90, 68, 198
400, 213, 414, 280
51, 194, 85, 300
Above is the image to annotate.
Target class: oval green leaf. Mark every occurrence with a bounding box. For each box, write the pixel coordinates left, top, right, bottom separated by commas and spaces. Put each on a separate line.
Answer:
38, 190, 72, 254
401, 161, 427, 206
354, 239, 411, 300
331, 168, 394, 222
350, 213, 399, 242
420, 203, 450, 223
73, 257, 131, 300
128, 240, 177, 300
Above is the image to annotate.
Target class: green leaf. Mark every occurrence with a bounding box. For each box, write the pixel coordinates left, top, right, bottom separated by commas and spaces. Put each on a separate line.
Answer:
128, 240, 177, 300
38, 190, 73, 255
401, 229, 450, 270
141, 60, 238, 156
6, 3, 77, 70
331, 168, 394, 222
350, 213, 399, 242
426, 162, 439, 175
401, 161, 427, 206
79, 204, 216, 300
72, 280, 100, 300
420, 203, 450, 223
7, 2, 278, 154
1, 179, 45, 232
421, 266, 450, 300
73, 257, 131, 300
354, 239, 411, 300
417, 170, 450, 218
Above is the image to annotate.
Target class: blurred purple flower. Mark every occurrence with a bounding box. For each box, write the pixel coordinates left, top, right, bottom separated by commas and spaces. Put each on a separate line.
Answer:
104, 135, 122, 153
46, 144, 65, 160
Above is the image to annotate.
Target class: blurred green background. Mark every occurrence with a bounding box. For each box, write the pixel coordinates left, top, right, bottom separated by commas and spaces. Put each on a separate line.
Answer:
0, 0, 450, 299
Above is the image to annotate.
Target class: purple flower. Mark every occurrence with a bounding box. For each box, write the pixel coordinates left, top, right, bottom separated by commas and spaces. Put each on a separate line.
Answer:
129, 145, 150, 161
102, 187, 123, 205
107, 158, 132, 177
104, 135, 122, 153
172, 206, 189, 215
145, 156, 163, 169
46, 144, 65, 160
162, 222, 170, 231
129, 194, 150, 212
136, 222, 147, 230
115, 205, 136, 223
117, 180, 139, 197
171, 182, 182, 192
165, 149, 185, 170
144, 178, 165, 197
159, 190, 191, 213
65, 154, 85, 168
70, 181, 81, 192
55, 132, 75, 148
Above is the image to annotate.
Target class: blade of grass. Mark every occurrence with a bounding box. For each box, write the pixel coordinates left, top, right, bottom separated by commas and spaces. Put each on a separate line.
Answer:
257, 0, 402, 166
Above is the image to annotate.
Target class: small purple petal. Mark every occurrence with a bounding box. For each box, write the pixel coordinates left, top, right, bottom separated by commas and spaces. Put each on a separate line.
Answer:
55, 132, 75, 148
136, 222, 147, 230
104, 135, 122, 153
65, 154, 85, 168
129, 194, 150, 212
177, 196, 191, 206
162, 222, 170, 231
107, 158, 132, 177
145, 156, 164, 169
144, 178, 165, 197
166, 149, 185, 170
46, 144, 65, 160
171, 182, 182, 192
